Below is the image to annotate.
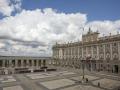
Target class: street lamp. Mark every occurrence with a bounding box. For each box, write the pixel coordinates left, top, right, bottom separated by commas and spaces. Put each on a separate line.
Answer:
81, 56, 91, 82
82, 60, 85, 79
75, 59, 85, 84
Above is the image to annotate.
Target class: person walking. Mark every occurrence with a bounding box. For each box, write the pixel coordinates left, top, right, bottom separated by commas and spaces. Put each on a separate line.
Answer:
98, 82, 100, 87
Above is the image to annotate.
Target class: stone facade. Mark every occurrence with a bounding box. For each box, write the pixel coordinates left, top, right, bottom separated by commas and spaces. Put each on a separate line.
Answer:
52, 29, 120, 74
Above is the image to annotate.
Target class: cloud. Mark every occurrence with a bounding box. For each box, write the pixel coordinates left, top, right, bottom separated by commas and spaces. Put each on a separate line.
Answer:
0, 0, 21, 16
0, 8, 87, 56
86, 20, 120, 36
0, 35, 46, 47
0, 8, 120, 56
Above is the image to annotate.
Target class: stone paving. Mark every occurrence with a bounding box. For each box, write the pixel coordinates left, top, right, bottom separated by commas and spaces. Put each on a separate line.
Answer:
60, 85, 103, 90
26, 71, 76, 80
40, 79, 75, 89
71, 75, 99, 81
0, 76, 16, 83
0, 68, 120, 90
3, 85, 23, 90
92, 78, 120, 89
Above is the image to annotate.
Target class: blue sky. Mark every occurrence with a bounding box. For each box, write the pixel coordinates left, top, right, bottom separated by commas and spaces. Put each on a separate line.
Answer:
21, 0, 120, 21
0, 0, 120, 21
0, 0, 120, 56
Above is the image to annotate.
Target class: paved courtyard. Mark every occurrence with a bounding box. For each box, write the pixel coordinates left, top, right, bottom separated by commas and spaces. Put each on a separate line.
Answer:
40, 79, 75, 89
92, 78, 120, 89
0, 68, 120, 90
3, 85, 23, 90
60, 85, 103, 90
26, 71, 76, 80
71, 75, 99, 81
0, 76, 16, 83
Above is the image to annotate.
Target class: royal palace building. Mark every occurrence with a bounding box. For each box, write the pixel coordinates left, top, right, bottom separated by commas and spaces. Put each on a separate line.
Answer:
52, 29, 120, 74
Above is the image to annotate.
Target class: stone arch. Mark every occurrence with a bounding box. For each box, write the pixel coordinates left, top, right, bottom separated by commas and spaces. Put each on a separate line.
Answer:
38, 60, 41, 67
23, 60, 27, 67
18, 60, 21, 67
5, 60, 9, 67
12, 60, 15, 67
34, 60, 37, 66
29, 60, 32, 66
43, 60, 46, 67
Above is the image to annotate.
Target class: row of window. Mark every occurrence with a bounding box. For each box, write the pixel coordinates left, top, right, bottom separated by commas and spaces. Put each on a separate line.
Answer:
53, 42, 120, 59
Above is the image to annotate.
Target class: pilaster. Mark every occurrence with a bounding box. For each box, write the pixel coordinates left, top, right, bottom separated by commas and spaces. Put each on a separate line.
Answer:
97, 45, 99, 60
2, 60, 5, 67
118, 42, 120, 61
110, 43, 113, 60
103, 44, 106, 60
91, 46, 93, 58
15, 60, 18, 68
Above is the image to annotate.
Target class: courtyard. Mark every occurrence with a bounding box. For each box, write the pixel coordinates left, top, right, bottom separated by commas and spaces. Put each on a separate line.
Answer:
0, 67, 120, 90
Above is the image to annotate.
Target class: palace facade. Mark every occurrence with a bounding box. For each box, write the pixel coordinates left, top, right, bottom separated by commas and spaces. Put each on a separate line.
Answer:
52, 29, 120, 74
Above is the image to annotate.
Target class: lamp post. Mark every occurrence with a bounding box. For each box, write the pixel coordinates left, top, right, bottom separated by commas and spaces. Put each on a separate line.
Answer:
82, 60, 85, 79
81, 56, 91, 82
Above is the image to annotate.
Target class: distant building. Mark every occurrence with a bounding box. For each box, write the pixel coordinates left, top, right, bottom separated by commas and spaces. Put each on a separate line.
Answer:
0, 56, 51, 74
52, 28, 120, 74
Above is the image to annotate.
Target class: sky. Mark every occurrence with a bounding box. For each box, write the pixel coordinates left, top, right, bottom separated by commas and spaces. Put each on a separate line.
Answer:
0, 0, 120, 56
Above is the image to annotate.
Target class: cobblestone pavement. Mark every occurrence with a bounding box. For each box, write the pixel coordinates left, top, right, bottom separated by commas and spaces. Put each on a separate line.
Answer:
0, 67, 120, 90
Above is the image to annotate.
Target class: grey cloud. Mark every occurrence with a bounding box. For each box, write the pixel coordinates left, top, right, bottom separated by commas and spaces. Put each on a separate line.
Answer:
0, 47, 8, 51
22, 41, 47, 48
0, 35, 47, 48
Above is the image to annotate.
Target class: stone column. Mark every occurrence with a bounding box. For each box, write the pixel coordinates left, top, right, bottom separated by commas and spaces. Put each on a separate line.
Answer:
90, 61, 92, 71
21, 60, 23, 68
7, 59, 9, 67
97, 45, 99, 60
9, 60, 12, 67
55, 49, 58, 65
76, 47, 78, 68
32, 60, 34, 68
69, 48, 71, 66
2, 60, 5, 67
72, 47, 74, 67
62, 48, 64, 60
81, 47, 83, 59
103, 44, 106, 60
36, 60, 39, 68
118, 43, 120, 60
96, 45, 99, 71
70, 47, 71, 60
78, 46, 79, 59
86, 47, 88, 56
55, 49, 56, 65
67, 47, 71, 66
90, 46, 93, 71
15, 60, 18, 68
110, 43, 113, 60
26, 60, 29, 68
39, 60, 41, 67
57, 50, 59, 66
41, 60, 43, 67
118, 65, 120, 74
91, 46, 93, 58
